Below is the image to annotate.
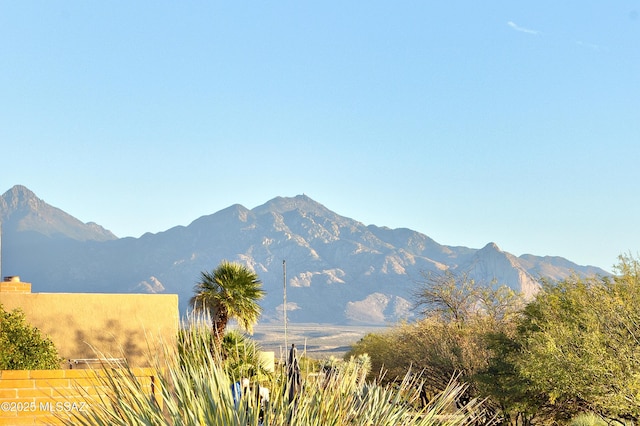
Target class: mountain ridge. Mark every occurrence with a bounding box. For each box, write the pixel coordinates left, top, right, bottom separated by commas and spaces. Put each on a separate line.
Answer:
0, 185, 117, 242
0, 185, 608, 324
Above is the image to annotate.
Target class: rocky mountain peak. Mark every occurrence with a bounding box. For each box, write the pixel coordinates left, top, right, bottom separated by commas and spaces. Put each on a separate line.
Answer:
1, 185, 42, 213
254, 194, 333, 217
464, 241, 540, 298
480, 242, 501, 252
1, 184, 117, 242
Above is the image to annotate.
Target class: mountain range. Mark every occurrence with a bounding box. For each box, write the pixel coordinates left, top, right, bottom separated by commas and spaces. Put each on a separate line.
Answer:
0, 185, 607, 324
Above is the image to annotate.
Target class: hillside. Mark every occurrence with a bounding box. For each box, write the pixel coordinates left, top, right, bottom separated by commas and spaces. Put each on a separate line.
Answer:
0, 185, 608, 324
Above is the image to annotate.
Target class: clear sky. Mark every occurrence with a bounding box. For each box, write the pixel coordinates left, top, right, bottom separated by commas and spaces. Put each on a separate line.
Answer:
1, 2, 638, 272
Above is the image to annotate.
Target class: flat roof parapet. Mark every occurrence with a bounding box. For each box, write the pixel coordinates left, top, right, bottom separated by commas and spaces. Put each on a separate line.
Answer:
0, 276, 32, 293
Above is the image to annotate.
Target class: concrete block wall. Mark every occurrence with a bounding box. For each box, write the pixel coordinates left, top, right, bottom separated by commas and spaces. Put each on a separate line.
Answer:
0, 368, 159, 425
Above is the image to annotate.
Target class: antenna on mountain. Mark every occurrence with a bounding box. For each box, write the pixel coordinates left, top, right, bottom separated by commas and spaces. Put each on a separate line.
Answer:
283, 259, 287, 350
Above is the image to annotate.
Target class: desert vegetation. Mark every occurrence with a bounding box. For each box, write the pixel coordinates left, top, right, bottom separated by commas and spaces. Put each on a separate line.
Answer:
64, 317, 490, 425
63, 256, 640, 425
62, 261, 489, 425
347, 254, 640, 425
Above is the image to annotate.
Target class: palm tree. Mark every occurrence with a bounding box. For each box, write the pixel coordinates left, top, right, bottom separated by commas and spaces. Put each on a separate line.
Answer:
190, 261, 265, 353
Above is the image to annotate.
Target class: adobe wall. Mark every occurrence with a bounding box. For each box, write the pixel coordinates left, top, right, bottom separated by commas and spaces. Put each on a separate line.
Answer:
0, 277, 179, 367
0, 368, 159, 425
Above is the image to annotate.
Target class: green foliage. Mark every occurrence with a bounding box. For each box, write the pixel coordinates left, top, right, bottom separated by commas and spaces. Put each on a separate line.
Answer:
349, 272, 523, 409
347, 317, 493, 404
521, 271, 640, 420
0, 304, 60, 370
413, 271, 522, 324
190, 261, 265, 349
176, 319, 217, 368
348, 256, 640, 424
222, 329, 271, 380
176, 319, 271, 383
346, 331, 397, 380
483, 254, 640, 424
64, 322, 491, 425
476, 330, 543, 425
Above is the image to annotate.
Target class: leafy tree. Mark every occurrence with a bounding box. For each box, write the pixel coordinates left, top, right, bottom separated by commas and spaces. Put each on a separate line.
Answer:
345, 329, 405, 383
190, 261, 265, 352
413, 271, 522, 324
0, 304, 61, 369
476, 330, 545, 425
483, 255, 640, 424
413, 271, 481, 322
348, 272, 523, 409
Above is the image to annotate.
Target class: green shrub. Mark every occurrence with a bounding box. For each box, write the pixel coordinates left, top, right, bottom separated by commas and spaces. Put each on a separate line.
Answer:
0, 304, 60, 370
177, 320, 271, 382
222, 329, 271, 380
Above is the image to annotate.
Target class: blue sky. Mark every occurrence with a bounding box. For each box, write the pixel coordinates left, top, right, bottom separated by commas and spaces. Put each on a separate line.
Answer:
1, 2, 638, 272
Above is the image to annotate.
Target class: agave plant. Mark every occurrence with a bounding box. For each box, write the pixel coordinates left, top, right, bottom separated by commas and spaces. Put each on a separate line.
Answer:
64, 319, 492, 426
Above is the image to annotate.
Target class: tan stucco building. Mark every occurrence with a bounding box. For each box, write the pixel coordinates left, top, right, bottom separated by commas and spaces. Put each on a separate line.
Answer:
0, 276, 179, 367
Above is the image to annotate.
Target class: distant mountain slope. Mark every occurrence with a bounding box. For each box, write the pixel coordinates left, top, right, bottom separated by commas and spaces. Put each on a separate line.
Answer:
1, 185, 116, 241
0, 185, 609, 324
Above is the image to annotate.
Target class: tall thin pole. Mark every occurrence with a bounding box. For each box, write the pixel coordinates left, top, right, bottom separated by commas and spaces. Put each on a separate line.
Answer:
283, 259, 287, 351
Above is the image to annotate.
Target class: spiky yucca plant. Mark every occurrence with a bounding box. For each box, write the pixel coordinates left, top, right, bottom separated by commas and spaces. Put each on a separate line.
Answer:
63, 320, 492, 426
